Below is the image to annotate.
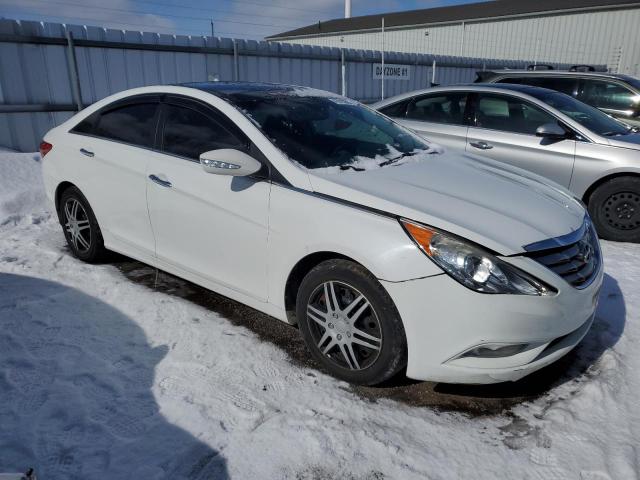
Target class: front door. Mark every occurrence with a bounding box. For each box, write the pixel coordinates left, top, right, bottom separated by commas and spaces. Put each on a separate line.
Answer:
466, 92, 576, 188
146, 98, 270, 300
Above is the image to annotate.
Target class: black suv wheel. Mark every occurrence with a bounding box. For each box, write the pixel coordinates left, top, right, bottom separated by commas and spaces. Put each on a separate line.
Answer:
588, 177, 640, 243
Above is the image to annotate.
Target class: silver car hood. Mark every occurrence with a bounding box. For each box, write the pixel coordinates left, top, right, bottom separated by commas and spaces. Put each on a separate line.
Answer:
307, 152, 586, 255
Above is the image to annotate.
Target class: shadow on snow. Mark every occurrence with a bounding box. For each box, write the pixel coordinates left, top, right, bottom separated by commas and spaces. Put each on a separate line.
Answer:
0, 273, 228, 479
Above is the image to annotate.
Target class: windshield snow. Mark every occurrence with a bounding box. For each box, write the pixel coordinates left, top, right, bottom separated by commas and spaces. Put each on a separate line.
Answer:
226, 87, 441, 170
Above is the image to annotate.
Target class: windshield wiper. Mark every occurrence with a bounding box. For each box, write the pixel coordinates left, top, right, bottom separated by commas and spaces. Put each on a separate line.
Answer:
339, 164, 365, 171
378, 151, 419, 167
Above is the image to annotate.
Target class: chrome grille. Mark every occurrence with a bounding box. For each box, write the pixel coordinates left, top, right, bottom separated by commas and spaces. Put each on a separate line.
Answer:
525, 217, 601, 289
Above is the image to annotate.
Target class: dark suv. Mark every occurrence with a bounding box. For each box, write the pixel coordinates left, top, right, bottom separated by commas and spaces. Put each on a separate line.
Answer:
477, 67, 640, 128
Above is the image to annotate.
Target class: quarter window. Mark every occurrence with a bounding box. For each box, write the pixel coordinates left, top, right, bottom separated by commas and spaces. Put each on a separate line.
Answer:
578, 79, 638, 111
406, 93, 468, 125
93, 103, 158, 148
475, 94, 558, 135
161, 104, 246, 160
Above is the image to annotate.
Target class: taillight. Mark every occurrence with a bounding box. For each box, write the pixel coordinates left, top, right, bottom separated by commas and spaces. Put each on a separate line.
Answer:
39, 141, 53, 158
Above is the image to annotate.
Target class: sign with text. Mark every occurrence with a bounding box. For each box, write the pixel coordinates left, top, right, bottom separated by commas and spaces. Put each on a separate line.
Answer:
373, 63, 411, 80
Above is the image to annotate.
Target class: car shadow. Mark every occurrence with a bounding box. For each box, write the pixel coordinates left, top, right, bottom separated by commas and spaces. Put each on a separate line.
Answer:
0, 273, 228, 479
112, 255, 626, 416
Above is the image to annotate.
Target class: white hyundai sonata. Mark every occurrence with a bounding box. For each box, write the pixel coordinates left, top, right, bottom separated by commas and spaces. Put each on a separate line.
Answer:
41, 83, 603, 385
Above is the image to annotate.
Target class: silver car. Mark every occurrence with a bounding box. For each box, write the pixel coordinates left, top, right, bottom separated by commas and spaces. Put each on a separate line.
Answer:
374, 84, 640, 242
476, 69, 640, 128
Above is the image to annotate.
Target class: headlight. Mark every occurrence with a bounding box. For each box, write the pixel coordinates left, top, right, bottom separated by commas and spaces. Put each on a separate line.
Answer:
400, 219, 555, 296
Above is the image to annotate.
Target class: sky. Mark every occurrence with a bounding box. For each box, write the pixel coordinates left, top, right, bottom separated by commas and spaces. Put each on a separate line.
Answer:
0, 0, 480, 40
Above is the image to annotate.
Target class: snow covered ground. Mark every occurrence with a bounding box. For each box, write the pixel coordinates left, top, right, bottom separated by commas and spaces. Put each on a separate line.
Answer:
0, 149, 638, 480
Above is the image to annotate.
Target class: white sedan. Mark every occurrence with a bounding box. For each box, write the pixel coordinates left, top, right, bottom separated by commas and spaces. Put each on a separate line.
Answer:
41, 83, 603, 385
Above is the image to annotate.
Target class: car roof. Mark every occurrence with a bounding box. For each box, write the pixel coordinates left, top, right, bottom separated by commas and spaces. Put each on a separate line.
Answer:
482, 70, 631, 81
379, 82, 564, 100
475, 82, 562, 96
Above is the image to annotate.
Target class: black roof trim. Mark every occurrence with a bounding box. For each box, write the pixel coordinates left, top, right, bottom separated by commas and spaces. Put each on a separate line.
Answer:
267, 0, 640, 39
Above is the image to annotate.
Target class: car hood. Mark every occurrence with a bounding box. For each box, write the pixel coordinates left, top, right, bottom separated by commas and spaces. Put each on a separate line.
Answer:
306, 151, 585, 255
605, 132, 640, 149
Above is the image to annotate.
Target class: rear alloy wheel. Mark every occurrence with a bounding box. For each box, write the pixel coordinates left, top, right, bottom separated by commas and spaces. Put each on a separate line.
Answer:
588, 177, 640, 243
59, 186, 107, 262
296, 259, 407, 385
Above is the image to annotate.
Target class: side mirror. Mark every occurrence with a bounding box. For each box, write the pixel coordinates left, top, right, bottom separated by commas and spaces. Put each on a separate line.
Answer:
536, 123, 567, 139
199, 149, 262, 176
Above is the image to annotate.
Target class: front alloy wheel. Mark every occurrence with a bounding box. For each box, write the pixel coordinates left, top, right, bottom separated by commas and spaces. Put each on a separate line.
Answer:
307, 281, 382, 371
296, 259, 407, 385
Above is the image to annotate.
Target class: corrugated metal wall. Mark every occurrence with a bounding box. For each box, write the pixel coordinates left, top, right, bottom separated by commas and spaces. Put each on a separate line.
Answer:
0, 18, 578, 152
278, 6, 640, 75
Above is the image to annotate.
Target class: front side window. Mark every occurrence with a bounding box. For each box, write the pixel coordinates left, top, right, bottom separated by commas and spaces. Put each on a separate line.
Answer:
578, 79, 639, 112
474, 94, 557, 135
161, 104, 246, 160
406, 93, 468, 125
525, 89, 630, 136
93, 103, 158, 148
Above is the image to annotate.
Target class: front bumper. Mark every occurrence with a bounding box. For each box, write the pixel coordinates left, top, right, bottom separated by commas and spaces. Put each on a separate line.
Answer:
381, 255, 603, 384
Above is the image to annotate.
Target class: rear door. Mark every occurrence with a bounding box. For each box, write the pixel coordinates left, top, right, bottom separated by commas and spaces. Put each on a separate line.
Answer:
378, 92, 470, 151
465, 92, 576, 187
146, 96, 271, 300
69, 97, 159, 259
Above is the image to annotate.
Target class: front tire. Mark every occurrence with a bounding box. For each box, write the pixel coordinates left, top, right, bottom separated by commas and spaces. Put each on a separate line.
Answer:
588, 177, 640, 243
58, 186, 107, 263
296, 259, 407, 385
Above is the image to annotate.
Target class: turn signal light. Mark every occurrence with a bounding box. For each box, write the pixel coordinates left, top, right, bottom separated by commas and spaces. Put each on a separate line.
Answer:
402, 220, 435, 255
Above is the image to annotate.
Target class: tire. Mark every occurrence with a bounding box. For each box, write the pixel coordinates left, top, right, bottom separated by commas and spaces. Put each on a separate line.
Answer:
296, 259, 407, 385
58, 186, 108, 263
588, 177, 640, 243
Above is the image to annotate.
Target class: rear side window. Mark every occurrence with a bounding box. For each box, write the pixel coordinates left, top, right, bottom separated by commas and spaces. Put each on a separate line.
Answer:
517, 77, 578, 97
496, 77, 523, 85
161, 104, 246, 161
578, 79, 638, 111
406, 93, 468, 125
378, 99, 411, 117
88, 103, 158, 148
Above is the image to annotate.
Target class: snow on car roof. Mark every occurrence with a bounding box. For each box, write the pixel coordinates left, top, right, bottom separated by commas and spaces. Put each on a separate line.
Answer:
181, 81, 344, 100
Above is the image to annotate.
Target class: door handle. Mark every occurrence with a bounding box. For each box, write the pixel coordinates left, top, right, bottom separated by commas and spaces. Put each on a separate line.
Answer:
149, 174, 172, 188
80, 148, 94, 157
469, 141, 493, 150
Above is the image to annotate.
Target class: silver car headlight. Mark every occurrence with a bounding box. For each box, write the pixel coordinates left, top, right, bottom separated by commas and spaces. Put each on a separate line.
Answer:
400, 219, 556, 296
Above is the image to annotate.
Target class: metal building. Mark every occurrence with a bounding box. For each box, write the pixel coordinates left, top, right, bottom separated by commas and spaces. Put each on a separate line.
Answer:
267, 0, 640, 76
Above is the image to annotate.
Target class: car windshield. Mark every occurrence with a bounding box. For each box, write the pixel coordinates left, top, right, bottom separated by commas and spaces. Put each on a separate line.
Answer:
525, 89, 631, 136
225, 88, 436, 170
